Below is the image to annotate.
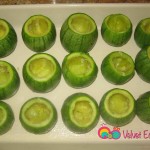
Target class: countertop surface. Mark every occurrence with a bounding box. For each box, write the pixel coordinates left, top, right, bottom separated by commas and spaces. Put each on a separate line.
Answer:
0, 0, 149, 5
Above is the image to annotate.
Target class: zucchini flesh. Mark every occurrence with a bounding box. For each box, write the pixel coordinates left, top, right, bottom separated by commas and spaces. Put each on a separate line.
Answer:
101, 14, 132, 47
25, 17, 50, 37
0, 19, 17, 58
134, 18, 150, 48
19, 97, 57, 134
99, 88, 135, 127
71, 101, 93, 126
0, 61, 20, 100
67, 56, 92, 76
60, 13, 98, 53
101, 51, 135, 85
22, 15, 56, 52
68, 14, 96, 34
61, 93, 100, 134
0, 21, 8, 39
0, 101, 14, 135
29, 58, 55, 80
62, 52, 98, 88
23, 53, 61, 93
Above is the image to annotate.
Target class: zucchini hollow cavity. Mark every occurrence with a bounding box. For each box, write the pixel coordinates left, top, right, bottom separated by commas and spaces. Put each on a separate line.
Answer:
60, 13, 98, 53
0, 18, 17, 58
99, 88, 136, 127
22, 15, 56, 52
22, 53, 61, 93
61, 93, 100, 134
101, 14, 132, 47
62, 52, 98, 88
19, 97, 57, 134
0, 60, 20, 100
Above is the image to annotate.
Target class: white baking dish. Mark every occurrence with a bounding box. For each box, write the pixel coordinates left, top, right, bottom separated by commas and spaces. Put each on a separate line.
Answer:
0, 3, 150, 150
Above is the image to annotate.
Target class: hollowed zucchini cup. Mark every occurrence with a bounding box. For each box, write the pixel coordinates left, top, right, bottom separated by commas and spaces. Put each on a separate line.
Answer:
134, 18, 150, 48
0, 60, 20, 100
22, 15, 56, 52
101, 51, 135, 85
22, 53, 61, 93
62, 52, 98, 88
0, 101, 14, 135
61, 93, 100, 134
99, 88, 135, 127
136, 91, 150, 124
135, 46, 150, 83
101, 14, 132, 47
60, 13, 98, 53
19, 97, 57, 134
0, 18, 17, 58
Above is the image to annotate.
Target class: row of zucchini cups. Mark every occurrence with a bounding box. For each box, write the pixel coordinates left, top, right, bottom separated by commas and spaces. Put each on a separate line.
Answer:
0, 45, 149, 100
1, 88, 150, 135
0, 49, 150, 135
0, 12, 150, 57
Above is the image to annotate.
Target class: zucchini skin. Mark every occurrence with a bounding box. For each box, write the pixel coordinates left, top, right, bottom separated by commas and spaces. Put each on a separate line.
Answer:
134, 18, 150, 48
0, 101, 14, 135
19, 97, 57, 134
23, 53, 61, 93
101, 51, 135, 85
136, 91, 150, 124
22, 15, 56, 52
60, 13, 98, 53
99, 88, 136, 127
135, 46, 150, 83
101, 14, 132, 47
61, 93, 100, 134
0, 61, 20, 100
0, 19, 17, 58
62, 52, 98, 88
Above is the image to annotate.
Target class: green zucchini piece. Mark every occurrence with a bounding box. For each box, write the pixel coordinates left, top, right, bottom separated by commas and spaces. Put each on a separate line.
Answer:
23, 53, 61, 93
134, 18, 150, 48
61, 93, 100, 134
19, 97, 57, 134
0, 60, 20, 100
60, 13, 98, 53
0, 18, 17, 58
135, 46, 150, 83
136, 91, 150, 124
101, 51, 135, 85
62, 52, 98, 88
0, 101, 14, 135
22, 15, 56, 52
101, 14, 132, 47
99, 88, 135, 127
